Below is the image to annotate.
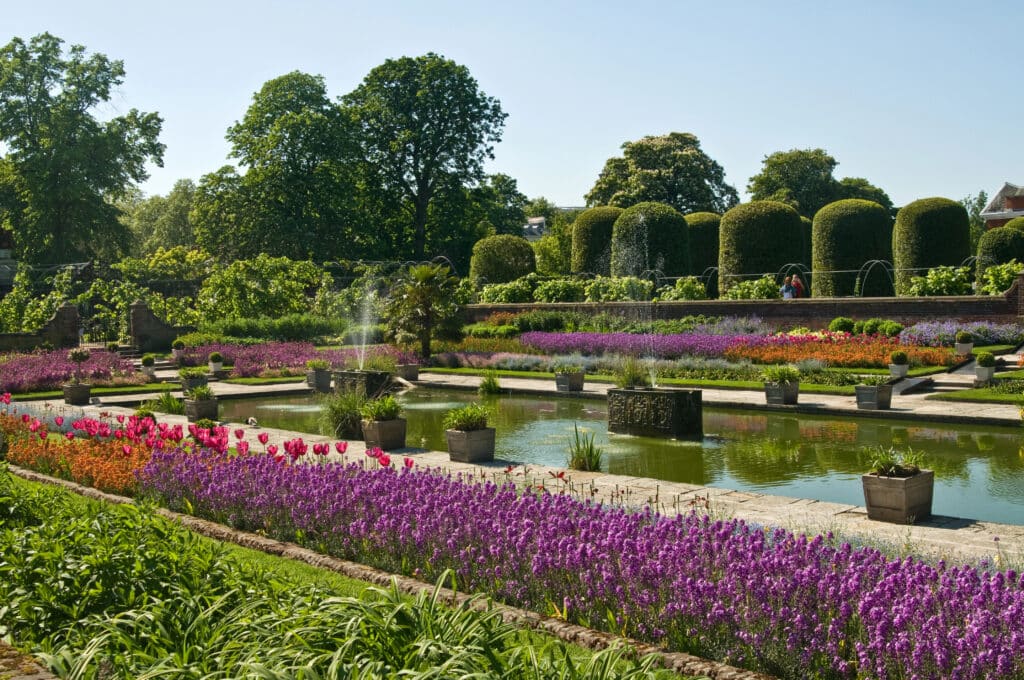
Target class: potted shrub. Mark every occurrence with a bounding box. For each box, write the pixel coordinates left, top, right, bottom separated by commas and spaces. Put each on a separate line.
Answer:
106, 341, 120, 353
208, 351, 224, 373
395, 361, 420, 381
552, 362, 585, 392
888, 350, 909, 379
443, 403, 495, 463
975, 350, 996, 383
184, 384, 218, 422
305, 358, 332, 392
63, 348, 92, 405
178, 366, 208, 392
607, 356, 702, 439
862, 446, 933, 524
171, 339, 186, 361
954, 330, 974, 356
762, 365, 800, 405
854, 374, 893, 410
359, 394, 406, 450
140, 353, 157, 380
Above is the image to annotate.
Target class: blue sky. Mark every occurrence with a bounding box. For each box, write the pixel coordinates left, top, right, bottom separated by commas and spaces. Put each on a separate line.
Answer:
5, 0, 1020, 208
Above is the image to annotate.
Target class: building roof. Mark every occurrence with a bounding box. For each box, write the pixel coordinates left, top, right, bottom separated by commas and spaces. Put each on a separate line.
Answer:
981, 182, 1024, 222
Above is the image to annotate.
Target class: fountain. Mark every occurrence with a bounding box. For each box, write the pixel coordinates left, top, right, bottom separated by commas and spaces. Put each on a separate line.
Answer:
333, 285, 391, 397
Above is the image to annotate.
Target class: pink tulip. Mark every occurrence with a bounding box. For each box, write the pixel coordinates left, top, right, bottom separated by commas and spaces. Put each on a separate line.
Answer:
378, 453, 391, 467
335, 441, 348, 454
234, 428, 245, 440
267, 444, 278, 455
258, 432, 269, 445
54, 416, 64, 426
403, 457, 414, 469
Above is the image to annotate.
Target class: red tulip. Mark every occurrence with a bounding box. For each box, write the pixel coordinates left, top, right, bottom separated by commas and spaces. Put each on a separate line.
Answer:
258, 432, 269, 445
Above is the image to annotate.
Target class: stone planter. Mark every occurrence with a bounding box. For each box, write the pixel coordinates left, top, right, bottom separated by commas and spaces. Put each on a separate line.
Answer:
141, 366, 156, 380
396, 364, 420, 381
764, 382, 799, 406
976, 365, 996, 382
362, 418, 407, 450
855, 384, 893, 410
306, 368, 332, 393
333, 370, 391, 397
955, 342, 973, 356
607, 387, 703, 440
446, 427, 496, 463
62, 383, 92, 406
181, 375, 208, 392
862, 469, 934, 524
888, 363, 908, 379
184, 398, 218, 422
554, 372, 585, 392
208, 361, 223, 373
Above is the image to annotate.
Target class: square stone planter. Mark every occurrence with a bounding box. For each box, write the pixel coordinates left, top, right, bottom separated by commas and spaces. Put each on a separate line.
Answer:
862, 469, 934, 524
333, 370, 391, 397
554, 372, 585, 392
955, 342, 973, 356
184, 398, 218, 422
888, 363, 908, 379
446, 427, 496, 463
396, 364, 420, 381
607, 387, 703, 440
306, 368, 332, 393
764, 382, 799, 405
976, 366, 995, 382
362, 418, 407, 450
63, 383, 92, 406
855, 384, 893, 410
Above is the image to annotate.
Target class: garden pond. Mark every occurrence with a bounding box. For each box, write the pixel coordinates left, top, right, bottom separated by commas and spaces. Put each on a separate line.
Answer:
218, 388, 1024, 525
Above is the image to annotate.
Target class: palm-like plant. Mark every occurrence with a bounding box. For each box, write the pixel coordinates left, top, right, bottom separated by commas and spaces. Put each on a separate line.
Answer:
384, 263, 463, 359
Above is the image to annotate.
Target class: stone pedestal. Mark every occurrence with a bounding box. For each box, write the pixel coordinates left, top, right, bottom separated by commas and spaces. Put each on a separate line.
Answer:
607, 388, 702, 440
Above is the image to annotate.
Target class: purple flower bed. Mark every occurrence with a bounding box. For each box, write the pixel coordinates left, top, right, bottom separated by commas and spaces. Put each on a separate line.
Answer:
0, 349, 137, 392
140, 449, 1024, 679
181, 343, 416, 377
519, 332, 754, 359
900, 321, 1024, 348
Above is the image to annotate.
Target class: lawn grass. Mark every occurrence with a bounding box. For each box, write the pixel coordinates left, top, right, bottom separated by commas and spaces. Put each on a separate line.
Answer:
11, 382, 178, 401
224, 376, 307, 385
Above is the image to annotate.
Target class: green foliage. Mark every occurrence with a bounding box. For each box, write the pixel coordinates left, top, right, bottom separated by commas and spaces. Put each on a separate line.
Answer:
890, 350, 909, 365
761, 364, 800, 384
319, 389, 369, 439
510, 310, 569, 332
829, 317, 855, 333
956, 330, 974, 343
442, 403, 490, 431
1006, 217, 1024, 231
585, 132, 739, 215
201, 314, 346, 342
961, 191, 990, 253
812, 199, 892, 297
141, 391, 185, 415
867, 445, 924, 476
141, 353, 156, 367
720, 275, 781, 300
178, 367, 207, 379
478, 279, 534, 303
305, 358, 330, 370
0, 267, 77, 333
852, 318, 901, 337
185, 385, 215, 401
905, 266, 973, 297
533, 278, 588, 302
584, 276, 654, 302
208, 351, 223, 363
124, 181, 199, 254
613, 356, 652, 389
975, 351, 996, 368
893, 197, 970, 295
685, 211, 721, 282
976, 227, 1024, 285
718, 201, 802, 295
465, 323, 519, 339
0, 33, 164, 265
359, 395, 402, 421
384, 263, 463, 359
610, 202, 689, 277
570, 206, 622, 275
567, 423, 603, 472
656, 276, 707, 301
469, 234, 536, 284
197, 254, 326, 319
478, 370, 501, 395
979, 259, 1024, 295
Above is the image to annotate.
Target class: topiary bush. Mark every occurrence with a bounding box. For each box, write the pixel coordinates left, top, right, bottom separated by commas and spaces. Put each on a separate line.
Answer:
570, 206, 623, 275
610, 202, 689, 277
812, 199, 892, 297
718, 201, 803, 295
1005, 217, 1024, 231
469, 235, 536, 285
828, 316, 855, 333
684, 212, 720, 297
892, 197, 970, 295
976, 227, 1024, 285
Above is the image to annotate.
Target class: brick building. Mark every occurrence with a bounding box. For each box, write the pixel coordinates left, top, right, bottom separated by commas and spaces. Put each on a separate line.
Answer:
981, 182, 1024, 228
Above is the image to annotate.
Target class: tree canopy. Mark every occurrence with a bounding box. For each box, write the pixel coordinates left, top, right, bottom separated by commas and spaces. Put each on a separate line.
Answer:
0, 33, 164, 264
585, 132, 738, 215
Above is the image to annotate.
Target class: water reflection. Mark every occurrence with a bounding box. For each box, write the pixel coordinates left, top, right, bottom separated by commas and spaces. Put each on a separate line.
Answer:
218, 390, 1024, 524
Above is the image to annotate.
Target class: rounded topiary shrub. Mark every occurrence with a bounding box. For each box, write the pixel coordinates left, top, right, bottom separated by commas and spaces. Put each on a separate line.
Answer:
469, 235, 536, 285
812, 199, 892, 297
610, 202, 689, 277
976, 226, 1024, 282
892, 197, 969, 295
685, 211, 720, 297
1004, 217, 1024, 231
571, 206, 623, 275
718, 201, 802, 295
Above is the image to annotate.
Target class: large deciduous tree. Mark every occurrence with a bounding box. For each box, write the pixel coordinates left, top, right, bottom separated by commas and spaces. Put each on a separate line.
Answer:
126, 179, 197, 254
0, 33, 164, 264
585, 132, 738, 215
342, 53, 506, 260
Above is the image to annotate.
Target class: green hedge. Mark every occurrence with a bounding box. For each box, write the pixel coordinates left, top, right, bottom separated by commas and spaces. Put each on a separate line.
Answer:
684, 211, 720, 297
570, 206, 622, 275
1005, 217, 1024, 231
976, 226, 1024, 282
201, 314, 346, 341
892, 197, 969, 295
718, 201, 802, 295
811, 199, 892, 297
469, 235, 536, 284
610, 202, 689, 277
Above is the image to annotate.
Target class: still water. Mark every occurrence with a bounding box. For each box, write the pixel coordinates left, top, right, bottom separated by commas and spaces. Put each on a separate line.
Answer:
218, 389, 1024, 525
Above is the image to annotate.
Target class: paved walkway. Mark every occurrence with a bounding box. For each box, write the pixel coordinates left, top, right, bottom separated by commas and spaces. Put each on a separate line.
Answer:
14, 363, 1024, 566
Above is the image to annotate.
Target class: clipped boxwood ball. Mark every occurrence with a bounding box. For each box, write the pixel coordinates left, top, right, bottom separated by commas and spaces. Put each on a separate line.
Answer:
610, 202, 689, 277
469, 234, 536, 284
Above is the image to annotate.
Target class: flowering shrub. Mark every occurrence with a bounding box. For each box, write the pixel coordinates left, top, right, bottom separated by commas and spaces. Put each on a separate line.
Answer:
900, 321, 1024, 348
0, 349, 139, 393
519, 332, 754, 359
725, 333, 953, 368
138, 450, 1024, 679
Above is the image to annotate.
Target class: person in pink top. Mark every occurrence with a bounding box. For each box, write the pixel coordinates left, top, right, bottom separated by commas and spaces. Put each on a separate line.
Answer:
791, 274, 804, 298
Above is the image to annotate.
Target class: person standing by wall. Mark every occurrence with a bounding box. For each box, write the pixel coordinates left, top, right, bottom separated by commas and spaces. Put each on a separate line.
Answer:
792, 274, 805, 298
780, 276, 794, 299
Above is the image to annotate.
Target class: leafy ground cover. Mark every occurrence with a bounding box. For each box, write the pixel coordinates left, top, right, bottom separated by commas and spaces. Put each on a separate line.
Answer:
0, 469, 676, 679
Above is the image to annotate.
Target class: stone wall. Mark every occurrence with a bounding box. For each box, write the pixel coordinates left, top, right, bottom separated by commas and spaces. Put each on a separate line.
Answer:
129, 300, 196, 352
0, 303, 79, 352
466, 275, 1024, 329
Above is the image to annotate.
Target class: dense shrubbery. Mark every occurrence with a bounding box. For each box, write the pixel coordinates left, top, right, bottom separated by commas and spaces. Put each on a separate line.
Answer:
893, 198, 970, 295
656, 276, 707, 300
584, 275, 654, 301
200, 314, 347, 342
469, 234, 536, 284
478, 278, 534, 303
977, 227, 1024, 283
610, 202, 689, 277
720, 275, 780, 300
533, 278, 588, 302
570, 206, 622, 275
811, 199, 892, 297
904, 265, 973, 296
979, 259, 1024, 295
718, 201, 802, 295
900, 321, 1024, 347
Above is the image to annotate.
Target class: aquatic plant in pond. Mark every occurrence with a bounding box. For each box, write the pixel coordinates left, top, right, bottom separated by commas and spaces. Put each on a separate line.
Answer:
138, 449, 1024, 679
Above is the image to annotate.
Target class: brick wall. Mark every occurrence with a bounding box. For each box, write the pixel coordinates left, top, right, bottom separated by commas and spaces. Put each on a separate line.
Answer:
129, 300, 196, 352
